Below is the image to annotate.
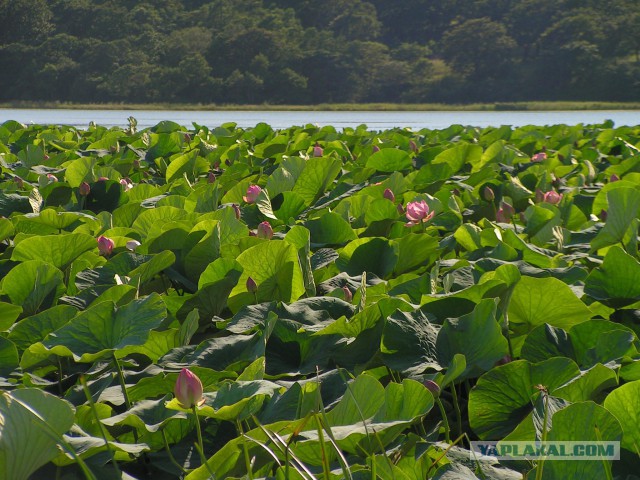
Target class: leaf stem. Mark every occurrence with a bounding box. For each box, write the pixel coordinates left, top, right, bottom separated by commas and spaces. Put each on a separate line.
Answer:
237, 419, 254, 479
435, 397, 451, 443
111, 352, 138, 444
161, 429, 188, 474
450, 383, 462, 439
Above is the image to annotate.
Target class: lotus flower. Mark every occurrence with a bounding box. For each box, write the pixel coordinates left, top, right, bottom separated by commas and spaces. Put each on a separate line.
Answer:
483, 186, 495, 202
79, 182, 91, 196
208, 172, 216, 183
246, 276, 258, 294
495, 201, 515, 223
372, 145, 380, 153
531, 152, 547, 162
313, 143, 323, 157
46, 174, 58, 183
342, 286, 353, 303
243, 185, 262, 203
97, 235, 115, 256
423, 380, 440, 396
383, 188, 395, 202
231, 203, 241, 220
404, 200, 434, 226
542, 190, 562, 205
119, 178, 133, 191
174, 368, 204, 409
610, 174, 620, 182
257, 221, 273, 239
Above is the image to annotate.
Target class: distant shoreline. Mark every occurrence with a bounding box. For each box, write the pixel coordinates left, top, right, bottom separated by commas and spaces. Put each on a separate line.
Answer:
2, 101, 640, 112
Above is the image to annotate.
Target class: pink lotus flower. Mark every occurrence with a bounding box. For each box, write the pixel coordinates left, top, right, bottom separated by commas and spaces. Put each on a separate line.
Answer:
495, 201, 515, 223
383, 188, 395, 202
119, 178, 133, 191
257, 221, 273, 239
313, 143, 323, 157
372, 145, 380, 153
423, 380, 440, 396
404, 200, 435, 226
174, 368, 204, 409
97, 235, 115, 256
409, 140, 418, 153
610, 174, 620, 182
243, 185, 262, 204
246, 276, 258, 294
231, 203, 241, 220
542, 190, 562, 205
46, 174, 58, 183
483, 186, 495, 202
531, 152, 547, 162
79, 182, 91, 196
342, 286, 353, 303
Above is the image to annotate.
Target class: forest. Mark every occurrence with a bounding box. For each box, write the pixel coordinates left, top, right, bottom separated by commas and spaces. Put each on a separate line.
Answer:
1, 0, 639, 105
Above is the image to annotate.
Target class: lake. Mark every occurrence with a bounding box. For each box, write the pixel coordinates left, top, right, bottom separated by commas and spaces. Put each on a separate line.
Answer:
1, 108, 639, 130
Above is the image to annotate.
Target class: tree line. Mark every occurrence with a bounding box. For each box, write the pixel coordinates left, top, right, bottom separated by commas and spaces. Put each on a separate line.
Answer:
1, 0, 639, 105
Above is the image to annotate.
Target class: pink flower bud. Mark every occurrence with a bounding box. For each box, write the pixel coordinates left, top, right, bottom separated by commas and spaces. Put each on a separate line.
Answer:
97, 235, 115, 256
79, 182, 91, 196
43, 154, 50, 161
531, 152, 547, 162
535, 189, 544, 203
232, 203, 241, 220
542, 190, 562, 205
246, 276, 258, 294
409, 139, 418, 153
46, 174, 58, 183
610, 174, 620, 182
423, 380, 440, 396
313, 143, 323, 157
599, 209, 608, 221
495, 201, 515, 223
372, 145, 380, 153
383, 188, 395, 202
126, 240, 141, 251
208, 172, 216, 183
257, 221, 273, 239
174, 368, 204, 409
243, 185, 262, 204
483, 186, 495, 202
98, 176, 109, 181
342, 286, 353, 303
119, 178, 133, 191
397, 203, 405, 215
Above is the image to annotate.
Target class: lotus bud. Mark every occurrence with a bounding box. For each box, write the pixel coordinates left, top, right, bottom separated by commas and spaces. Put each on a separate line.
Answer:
599, 209, 608, 221
133, 159, 140, 169
126, 240, 141, 251
119, 178, 133, 191
542, 190, 562, 205
423, 380, 440, 396
531, 152, 547, 162
257, 221, 273, 239
409, 139, 418, 153
372, 145, 380, 153
46, 173, 58, 183
535, 188, 544, 203
246, 276, 258, 294
231, 203, 241, 220
383, 188, 395, 202
495, 201, 515, 223
313, 143, 323, 157
98, 176, 109, 181
97, 235, 115, 256
342, 286, 353, 303
79, 181, 91, 196
13, 176, 24, 188
610, 174, 620, 182
43, 154, 50, 161
483, 186, 495, 202
174, 368, 204, 409
184, 133, 191, 143
208, 172, 216, 183
496, 355, 512, 366
243, 185, 262, 204
397, 203, 405, 215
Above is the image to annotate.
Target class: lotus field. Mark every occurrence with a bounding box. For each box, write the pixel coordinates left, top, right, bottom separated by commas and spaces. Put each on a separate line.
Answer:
2, 117, 640, 479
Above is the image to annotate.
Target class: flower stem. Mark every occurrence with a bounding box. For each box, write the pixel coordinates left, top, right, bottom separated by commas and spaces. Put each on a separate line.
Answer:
237, 420, 254, 479
435, 397, 451, 444
192, 406, 207, 468
450, 383, 462, 439
112, 352, 138, 444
